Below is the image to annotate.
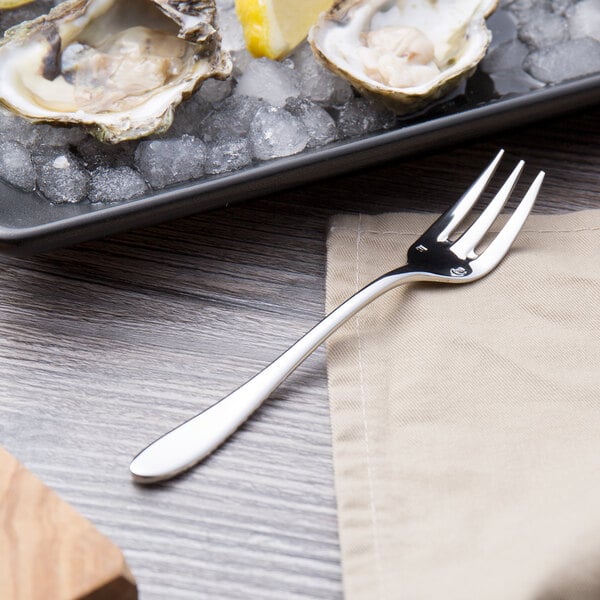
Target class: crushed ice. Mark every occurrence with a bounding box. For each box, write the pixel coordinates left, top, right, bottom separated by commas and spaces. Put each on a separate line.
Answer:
0, 0, 598, 204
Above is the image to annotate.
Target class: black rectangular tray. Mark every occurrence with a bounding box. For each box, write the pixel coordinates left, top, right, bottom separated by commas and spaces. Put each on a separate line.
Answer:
1, 72, 599, 257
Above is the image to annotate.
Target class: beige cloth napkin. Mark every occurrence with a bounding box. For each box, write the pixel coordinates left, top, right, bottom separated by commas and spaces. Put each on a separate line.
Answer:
325, 210, 600, 600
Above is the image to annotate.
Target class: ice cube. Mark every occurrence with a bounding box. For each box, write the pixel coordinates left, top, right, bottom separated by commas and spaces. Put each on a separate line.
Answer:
34, 151, 90, 204
134, 135, 206, 189
249, 105, 309, 160
0, 140, 36, 192
485, 9, 519, 49
168, 94, 212, 138
205, 136, 253, 175
524, 37, 600, 83
88, 166, 148, 203
234, 58, 301, 107
550, 0, 572, 15
217, 8, 246, 52
489, 69, 545, 95
198, 78, 234, 105
285, 98, 338, 148
336, 98, 397, 138
29, 123, 87, 148
0, 109, 86, 148
200, 95, 267, 142
291, 43, 354, 105
504, 0, 547, 25
568, 0, 600, 42
519, 9, 569, 48
0, 112, 37, 146
482, 39, 529, 73
74, 136, 137, 170
231, 48, 254, 79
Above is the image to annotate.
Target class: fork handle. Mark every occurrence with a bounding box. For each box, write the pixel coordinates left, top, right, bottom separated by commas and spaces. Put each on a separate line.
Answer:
130, 266, 420, 483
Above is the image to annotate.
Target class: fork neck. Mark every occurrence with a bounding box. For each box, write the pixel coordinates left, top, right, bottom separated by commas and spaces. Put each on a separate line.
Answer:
406, 242, 473, 278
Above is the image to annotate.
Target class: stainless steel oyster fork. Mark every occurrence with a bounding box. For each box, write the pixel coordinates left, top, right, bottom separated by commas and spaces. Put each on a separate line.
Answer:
131, 149, 545, 484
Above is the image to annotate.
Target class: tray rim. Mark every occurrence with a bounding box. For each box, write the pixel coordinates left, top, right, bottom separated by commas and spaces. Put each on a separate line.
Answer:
1, 72, 600, 256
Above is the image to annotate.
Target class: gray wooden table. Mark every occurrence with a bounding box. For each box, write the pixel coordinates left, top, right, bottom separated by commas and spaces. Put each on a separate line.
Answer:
1, 105, 599, 599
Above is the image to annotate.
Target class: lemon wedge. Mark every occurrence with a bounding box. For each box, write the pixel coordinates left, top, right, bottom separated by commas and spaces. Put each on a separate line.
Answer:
0, 0, 36, 8
235, 0, 334, 60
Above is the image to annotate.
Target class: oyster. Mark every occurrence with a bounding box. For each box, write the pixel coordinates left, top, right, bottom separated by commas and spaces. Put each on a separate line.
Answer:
309, 0, 498, 114
0, 0, 232, 142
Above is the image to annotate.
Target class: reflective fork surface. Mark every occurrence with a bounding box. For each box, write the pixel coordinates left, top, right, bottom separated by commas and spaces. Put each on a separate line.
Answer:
130, 149, 545, 484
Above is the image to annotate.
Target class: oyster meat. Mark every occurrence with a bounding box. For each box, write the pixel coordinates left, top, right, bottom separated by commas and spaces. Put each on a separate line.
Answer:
0, 0, 232, 142
309, 0, 498, 114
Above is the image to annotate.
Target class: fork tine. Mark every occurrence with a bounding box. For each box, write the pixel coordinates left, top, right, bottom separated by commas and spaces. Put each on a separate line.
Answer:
428, 149, 505, 242
451, 160, 525, 259
471, 170, 545, 274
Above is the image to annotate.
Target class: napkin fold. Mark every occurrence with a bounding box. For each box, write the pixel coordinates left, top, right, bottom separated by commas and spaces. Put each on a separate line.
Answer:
325, 210, 600, 600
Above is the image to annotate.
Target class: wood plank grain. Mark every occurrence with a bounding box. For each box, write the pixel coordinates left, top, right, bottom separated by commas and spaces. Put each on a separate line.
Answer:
0, 448, 137, 600
0, 105, 598, 599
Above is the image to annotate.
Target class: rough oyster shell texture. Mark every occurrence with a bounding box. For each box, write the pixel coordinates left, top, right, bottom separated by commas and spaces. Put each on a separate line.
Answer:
0, 0, 232, 142
309, 0, 498, 114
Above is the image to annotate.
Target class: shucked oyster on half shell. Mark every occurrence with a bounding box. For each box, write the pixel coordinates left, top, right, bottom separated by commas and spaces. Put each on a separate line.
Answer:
0, 0, 232, 142
308, 0, 498, 114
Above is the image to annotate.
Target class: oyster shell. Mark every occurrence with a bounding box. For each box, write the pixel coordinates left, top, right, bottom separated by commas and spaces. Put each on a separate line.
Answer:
309, 0, 498, 114
0, 0, 232, 142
